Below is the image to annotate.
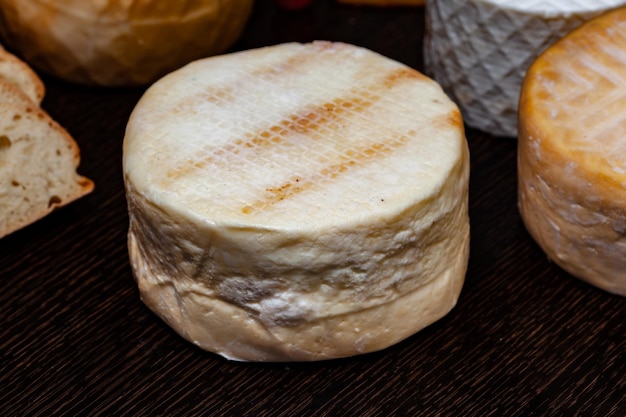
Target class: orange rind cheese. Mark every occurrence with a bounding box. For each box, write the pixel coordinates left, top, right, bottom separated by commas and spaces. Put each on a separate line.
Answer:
518, 6, 626, 295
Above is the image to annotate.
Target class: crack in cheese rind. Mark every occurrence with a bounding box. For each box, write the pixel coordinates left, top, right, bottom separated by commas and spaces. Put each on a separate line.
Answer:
124, 42, 470, 361
518, 7, 626, 296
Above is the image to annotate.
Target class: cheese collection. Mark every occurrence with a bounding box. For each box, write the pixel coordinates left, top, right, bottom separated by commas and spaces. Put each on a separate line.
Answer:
518, 7, 626, 296
424, 0, 626, 137
2, 0, 624, 363
0, 0, 255, 86
123, 42, 470, 361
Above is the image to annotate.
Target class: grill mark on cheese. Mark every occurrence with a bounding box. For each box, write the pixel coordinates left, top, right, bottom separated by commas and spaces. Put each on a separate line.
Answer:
383, 67, 430, 88
173, 50, 324, 114
165, 67, 423, 183
249, 51, 316, 80
241, 133, 412, 215
165, 93, 376, 181
441, 107, 463, 130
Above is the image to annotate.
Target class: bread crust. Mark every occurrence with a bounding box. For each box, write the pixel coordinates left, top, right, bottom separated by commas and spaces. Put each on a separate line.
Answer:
0, 44, 45, 104
0, 78, 38, 107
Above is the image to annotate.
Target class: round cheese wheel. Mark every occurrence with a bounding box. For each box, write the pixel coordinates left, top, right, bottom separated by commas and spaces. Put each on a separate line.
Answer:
0, 0, 254, 86
123, 42, 470, 361
518, 6, 626, 296
337, 0, 425, 6
424, 0, 626, 137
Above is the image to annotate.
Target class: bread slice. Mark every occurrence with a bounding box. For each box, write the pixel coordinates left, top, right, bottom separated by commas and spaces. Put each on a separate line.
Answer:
0, 99, 93, 238
0, 44, 44, 104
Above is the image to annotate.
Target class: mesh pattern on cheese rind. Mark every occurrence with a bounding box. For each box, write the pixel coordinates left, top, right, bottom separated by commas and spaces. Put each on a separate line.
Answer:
530, 14, 626, 173
424, 0, 625, 136
174, 77, 450, 221
132, 43, 461, 226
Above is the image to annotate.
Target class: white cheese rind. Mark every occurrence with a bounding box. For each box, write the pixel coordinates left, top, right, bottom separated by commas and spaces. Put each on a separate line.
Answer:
518, 7, 626, 296
124, 42, 470, 361
424, 0, 626, 137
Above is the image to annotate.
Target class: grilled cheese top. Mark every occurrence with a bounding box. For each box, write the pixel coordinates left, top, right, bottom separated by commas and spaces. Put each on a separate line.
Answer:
124, 42, 465, 230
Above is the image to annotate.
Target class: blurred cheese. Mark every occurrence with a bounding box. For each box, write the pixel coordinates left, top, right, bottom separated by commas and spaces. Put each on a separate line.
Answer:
424, 0, 626, 137
337, 0, 425, 6
0, 0, 254, 86
518, 6, 626, 296
123, 42, 470, 361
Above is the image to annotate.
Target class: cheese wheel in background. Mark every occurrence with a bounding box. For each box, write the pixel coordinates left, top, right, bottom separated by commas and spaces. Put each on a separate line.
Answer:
0, 0, 254, 86
337, 0, 425, 6
424, 0, 626, 137
123, 42, 470, 361
518, 7, 626, 296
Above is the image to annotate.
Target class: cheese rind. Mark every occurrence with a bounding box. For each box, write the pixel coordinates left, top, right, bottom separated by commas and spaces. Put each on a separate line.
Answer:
124, 42, 470, 361
424, 0, 626, 137
518, 7, 626, 296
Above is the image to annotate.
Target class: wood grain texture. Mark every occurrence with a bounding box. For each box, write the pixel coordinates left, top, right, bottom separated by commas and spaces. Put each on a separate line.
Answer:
1, 1, 624, 416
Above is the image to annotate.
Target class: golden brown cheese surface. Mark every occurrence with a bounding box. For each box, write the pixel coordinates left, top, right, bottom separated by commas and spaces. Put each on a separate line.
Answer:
125, 42, 465, 230
521, 7, 626, 203
519, 7, 626, 295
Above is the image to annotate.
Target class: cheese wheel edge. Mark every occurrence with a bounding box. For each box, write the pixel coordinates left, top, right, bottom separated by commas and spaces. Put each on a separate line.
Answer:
518, 7, 626, 296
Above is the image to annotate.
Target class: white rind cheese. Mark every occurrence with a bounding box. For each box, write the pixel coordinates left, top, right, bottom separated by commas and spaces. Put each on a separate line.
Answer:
518, 7, 626, 296
123, 42, 470, 361
424, 0, 626, 137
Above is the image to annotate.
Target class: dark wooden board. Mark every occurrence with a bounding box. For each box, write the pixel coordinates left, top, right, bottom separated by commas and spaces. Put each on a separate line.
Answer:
1, 1, 624, 416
